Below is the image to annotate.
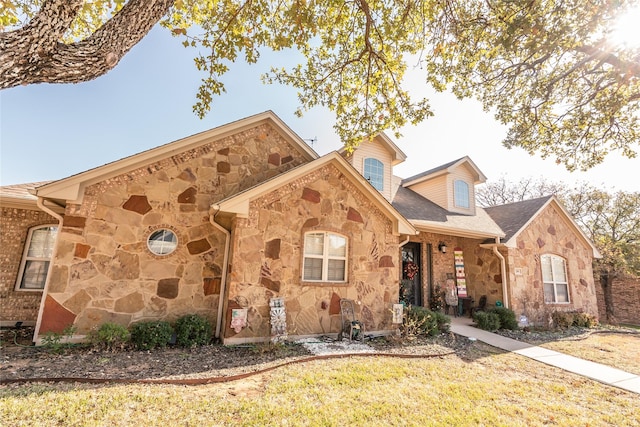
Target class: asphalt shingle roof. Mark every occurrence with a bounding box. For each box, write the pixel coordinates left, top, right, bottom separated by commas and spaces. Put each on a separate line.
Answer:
392, 185, 450, 222
484, 196, 553, 242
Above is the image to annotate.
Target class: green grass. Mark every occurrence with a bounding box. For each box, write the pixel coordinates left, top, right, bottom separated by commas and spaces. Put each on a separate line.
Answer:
2, 343, 639, 426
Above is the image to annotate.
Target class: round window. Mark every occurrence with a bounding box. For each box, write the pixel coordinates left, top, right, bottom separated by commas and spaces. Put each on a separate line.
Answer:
147, 229, 178, 256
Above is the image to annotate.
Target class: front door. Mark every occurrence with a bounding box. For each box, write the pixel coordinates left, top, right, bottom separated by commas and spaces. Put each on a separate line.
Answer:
401, 243, 422, 306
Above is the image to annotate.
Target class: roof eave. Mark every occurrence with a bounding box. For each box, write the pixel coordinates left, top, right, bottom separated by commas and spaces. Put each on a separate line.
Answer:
410, 220, 505, 240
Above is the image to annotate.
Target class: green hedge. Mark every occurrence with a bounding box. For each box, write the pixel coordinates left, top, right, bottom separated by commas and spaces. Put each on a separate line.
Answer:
174, 314, 213, 347
474, 306, 519, 331
129, 320, 174, 350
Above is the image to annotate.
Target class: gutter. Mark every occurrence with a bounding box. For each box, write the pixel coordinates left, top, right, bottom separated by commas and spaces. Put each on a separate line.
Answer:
209, 205, 231, 340
492, 236, 509, 309
33, 197, 64, 343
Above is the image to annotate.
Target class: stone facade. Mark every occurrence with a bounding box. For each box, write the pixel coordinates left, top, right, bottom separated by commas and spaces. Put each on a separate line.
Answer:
38, 123, 308, 335
1, 207, 57, 325
596, 276, 640, 326
506, 204, 598, 325
224, 163, 400, 341
405, 232, 503, 309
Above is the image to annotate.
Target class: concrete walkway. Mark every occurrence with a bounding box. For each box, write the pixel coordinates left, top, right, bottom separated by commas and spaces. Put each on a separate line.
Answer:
450, 316, 640, 394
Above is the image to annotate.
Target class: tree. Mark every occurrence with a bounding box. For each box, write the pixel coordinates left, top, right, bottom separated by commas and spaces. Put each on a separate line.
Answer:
567, 189, 640, 322
2, 1, 639, 170
476, 175, 568, 208
478, 177, 640, 322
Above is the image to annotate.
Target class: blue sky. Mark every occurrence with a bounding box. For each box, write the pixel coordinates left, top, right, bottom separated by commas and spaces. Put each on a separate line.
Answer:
1, 25, 638, 192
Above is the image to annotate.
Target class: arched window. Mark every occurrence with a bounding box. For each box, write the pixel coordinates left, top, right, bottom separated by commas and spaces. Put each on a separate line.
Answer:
16, 225, 58, 290
364, 158, 384, 191
541, 254, 570, 303
454, 180, 470, 208
303, 232, 348, 282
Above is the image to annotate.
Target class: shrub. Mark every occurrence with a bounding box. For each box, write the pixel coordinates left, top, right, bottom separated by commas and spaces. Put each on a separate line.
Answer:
404, 306, 449, 337
174, 314, 213, 347
572, 312, 598, 328
89, 322, 130, 351
432, 310, 451, 333
551, 311, 573, 329
474, 311, 501, 331
129, 321, 174, 350
491, 307, 519, 330
40, 325, 77, 354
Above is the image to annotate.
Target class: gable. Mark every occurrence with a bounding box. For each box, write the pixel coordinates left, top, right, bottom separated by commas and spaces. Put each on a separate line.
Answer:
486, 196, 600, 257
215, 152, 416, 236
401, 156, 485, 214
34, 111, 318, 205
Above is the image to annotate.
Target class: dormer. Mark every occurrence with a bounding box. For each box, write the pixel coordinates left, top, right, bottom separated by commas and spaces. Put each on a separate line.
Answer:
401, 156, 486, 215
340, 133, 406, 202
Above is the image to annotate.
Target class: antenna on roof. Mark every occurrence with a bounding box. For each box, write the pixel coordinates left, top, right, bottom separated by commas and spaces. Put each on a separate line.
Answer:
304, 137, 317, 147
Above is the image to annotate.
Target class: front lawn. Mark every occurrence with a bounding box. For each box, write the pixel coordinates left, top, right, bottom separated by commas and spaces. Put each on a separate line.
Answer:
2, 342, 638, 426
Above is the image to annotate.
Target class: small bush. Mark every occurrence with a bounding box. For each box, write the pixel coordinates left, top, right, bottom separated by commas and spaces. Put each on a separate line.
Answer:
474, 311, 501, 331
491, 307, 519, 330
572, 312, 598, 328
41, 325, 77, 353
551, 311, 574, 329
174, 314, 212, 347
404, 306, 449, 337
129, 321, 174, 350
432, 310, 451, 333
89, 322, 130, 351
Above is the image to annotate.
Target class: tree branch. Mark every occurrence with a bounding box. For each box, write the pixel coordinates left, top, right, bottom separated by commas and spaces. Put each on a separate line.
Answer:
1, 0, 174, 89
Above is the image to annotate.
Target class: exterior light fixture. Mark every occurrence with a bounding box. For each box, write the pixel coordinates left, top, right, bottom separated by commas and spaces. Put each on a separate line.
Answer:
438, 242, 447, 253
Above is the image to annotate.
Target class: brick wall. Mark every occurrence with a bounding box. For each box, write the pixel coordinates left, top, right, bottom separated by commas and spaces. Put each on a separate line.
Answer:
596, 276, 640, 326
1, 206, 57, 324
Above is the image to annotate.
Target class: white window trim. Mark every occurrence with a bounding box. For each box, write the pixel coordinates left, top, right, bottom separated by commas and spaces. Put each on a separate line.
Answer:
15, 224, 58, 291
541, 254, 570, 304
363, 158, 384, 191
302, 231, 348, 283
147, 228, 178, 256
454, 179, 470, 209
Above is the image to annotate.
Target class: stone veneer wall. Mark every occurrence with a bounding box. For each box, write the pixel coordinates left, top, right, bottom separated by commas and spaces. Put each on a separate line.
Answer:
506, 204, 597, 325
596, 275, 640, 326
457, 240, 504, 306
224, 163, 400, 341
1, 207, 57, 324
405, 233, 503, 309
39, 124, 308, 335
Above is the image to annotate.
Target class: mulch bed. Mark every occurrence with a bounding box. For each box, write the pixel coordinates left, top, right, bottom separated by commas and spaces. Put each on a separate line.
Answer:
1, 328, 470, 383
4, 325, 635, 384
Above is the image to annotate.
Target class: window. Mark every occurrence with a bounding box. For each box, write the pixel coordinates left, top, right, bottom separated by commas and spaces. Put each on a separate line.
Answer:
364, 158, 384, 191
16, 225, 58, 290
454, 180, 470, 208
303, 232, 347, 282
541, 254, 569, 303
147, 229, 178, 256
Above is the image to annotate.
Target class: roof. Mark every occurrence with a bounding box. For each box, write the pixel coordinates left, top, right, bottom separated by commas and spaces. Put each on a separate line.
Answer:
0, 181, 52, 209
484, 196, 553, 242
392, 186, 504, 239
401, 156, 487, 187
485, 196, 601, 257
34, 111, 319, 204
214, 152, 417, 236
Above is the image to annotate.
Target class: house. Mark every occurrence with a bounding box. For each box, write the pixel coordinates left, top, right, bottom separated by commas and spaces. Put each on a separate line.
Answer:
0, 111, 601, 343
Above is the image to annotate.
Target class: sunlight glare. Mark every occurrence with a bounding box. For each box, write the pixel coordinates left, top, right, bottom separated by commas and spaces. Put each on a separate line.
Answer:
609, 5, 640, 48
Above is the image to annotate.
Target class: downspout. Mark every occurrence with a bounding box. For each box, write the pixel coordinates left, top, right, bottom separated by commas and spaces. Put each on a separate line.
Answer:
492, 236, 509, 309
33, 197, 64, 342
209, 206, 231, 340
